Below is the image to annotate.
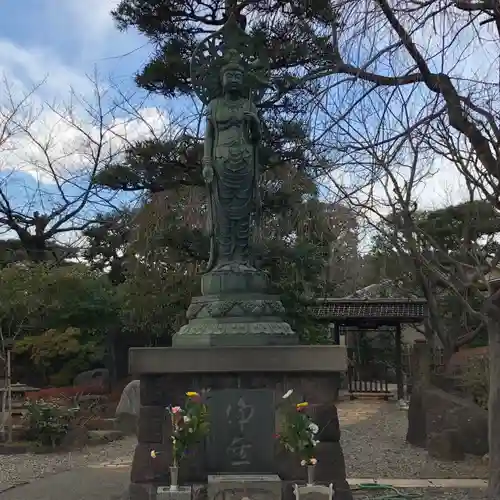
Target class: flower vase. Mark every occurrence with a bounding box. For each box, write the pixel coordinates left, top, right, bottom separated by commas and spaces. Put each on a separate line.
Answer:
306, 464, 315, 486
169, 465, 179, 491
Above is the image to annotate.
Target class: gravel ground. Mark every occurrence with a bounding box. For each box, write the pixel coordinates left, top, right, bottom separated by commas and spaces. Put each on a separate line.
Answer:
0, 400, 490, 499
0, 436, 136, 492
338, 399, 488, 480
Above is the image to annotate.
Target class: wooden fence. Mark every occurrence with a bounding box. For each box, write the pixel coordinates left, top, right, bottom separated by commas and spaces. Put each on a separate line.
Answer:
402, 344, 445, 378
347, 343, 446, 399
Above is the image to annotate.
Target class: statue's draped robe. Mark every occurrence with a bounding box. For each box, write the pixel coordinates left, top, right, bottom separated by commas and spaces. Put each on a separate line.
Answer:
207, 96, 257, 265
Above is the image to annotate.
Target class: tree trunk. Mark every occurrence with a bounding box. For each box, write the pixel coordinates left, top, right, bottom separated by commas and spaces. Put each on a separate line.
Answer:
484, 287, 500, 499
488, 316, 500, 499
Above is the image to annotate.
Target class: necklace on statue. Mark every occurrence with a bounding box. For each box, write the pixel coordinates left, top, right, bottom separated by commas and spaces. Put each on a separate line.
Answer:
226, 98, 241, 109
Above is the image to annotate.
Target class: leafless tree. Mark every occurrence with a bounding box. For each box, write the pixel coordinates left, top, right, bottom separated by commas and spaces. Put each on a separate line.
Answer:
287, 3, 500, 493
0, 74, 153, 264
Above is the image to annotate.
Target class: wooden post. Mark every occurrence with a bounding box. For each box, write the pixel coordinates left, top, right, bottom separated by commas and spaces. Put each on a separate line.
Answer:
395, 324, 404, 400
333, 323, 340, 345
411, 339, 431, 388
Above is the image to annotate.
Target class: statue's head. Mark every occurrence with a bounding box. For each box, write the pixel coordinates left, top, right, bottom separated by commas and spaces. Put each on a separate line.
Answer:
220, 49, 245, 95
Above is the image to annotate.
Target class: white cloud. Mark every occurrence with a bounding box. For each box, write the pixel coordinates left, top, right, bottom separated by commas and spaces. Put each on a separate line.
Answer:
414, 159, 469, 210
0, 85, 171, 186
64, 0, 121, 38
0, 40, 91, 97
42, 0, 123, 59
0, 25, 169, 226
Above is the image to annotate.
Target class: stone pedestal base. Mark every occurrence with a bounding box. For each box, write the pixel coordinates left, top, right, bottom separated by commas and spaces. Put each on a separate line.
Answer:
127, 346, 352, 500
172, 263, 298, 347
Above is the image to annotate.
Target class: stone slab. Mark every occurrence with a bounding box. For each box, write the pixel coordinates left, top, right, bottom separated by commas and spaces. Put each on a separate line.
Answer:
207, 474, 281, 500
206, 389, 275, 473
346, 478, 488, 488
157, 486, 192, 500
129, 346, 347, 375
293, 484, 334, 500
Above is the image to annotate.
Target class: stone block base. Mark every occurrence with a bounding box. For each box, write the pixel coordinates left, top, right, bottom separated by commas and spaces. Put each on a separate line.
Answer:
128, 345, 351, 500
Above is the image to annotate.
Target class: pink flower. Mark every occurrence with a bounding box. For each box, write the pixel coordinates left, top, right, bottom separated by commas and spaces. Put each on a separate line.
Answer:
171, 406, 182, 414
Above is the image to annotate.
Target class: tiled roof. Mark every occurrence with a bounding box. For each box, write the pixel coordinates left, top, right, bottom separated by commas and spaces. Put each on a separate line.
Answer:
308, 298, 427, 323
348, 279, 419, 299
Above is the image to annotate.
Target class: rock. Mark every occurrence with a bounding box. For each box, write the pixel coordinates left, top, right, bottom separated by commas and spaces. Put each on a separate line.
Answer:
427, 430, 465, 461
423, 387, 488, 456
74, 368, 110, 393
115, 380, 140, 435
407, 385, 488, 457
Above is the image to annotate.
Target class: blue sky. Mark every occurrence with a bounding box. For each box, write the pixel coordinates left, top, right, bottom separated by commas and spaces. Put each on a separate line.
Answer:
0, 0, 149, 84
0, 1, 160, 244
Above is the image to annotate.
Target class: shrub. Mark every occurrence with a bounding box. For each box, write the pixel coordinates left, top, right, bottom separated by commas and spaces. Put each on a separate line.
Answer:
458, 355, 489, 410
25, 383, 106, 402
23, 399, 79, 448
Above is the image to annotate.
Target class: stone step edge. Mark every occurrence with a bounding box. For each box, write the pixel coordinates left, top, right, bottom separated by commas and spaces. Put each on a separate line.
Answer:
83, 464, 489, 490
347, 478, 488, 488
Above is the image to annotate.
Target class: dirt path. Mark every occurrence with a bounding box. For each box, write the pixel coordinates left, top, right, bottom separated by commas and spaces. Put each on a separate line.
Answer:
0, 466, 130, 500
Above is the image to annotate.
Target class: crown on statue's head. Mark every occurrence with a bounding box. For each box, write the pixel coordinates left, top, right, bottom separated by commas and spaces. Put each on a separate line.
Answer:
220, 49, 244, 75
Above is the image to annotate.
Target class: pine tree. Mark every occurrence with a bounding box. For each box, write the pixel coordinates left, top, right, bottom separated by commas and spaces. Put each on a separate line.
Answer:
94, 0, 355, 340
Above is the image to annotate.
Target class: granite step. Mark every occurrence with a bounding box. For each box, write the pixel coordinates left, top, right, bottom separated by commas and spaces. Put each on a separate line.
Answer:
87, 429, 124, 444
85, 417, 117, 431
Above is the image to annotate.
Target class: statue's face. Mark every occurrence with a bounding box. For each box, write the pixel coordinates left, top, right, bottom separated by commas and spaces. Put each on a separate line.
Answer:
222, 69, 244, 93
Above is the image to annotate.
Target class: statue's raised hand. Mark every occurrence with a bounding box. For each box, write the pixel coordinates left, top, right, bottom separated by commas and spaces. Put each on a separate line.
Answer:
202, 157, 214, 184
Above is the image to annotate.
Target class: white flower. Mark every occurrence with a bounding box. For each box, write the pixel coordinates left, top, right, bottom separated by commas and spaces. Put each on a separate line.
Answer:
300, 460, 306, 466
188, 428, 194, 433
308, 423, 319, 434
283, 389, 293, 399
312, 440, 320, 446
171, 436, 176, 443
183, 416, 191, 423
310, 458, 317, 465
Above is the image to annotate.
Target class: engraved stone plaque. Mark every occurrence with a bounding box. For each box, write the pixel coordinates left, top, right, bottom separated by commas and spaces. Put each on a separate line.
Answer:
206, 389, 275, 473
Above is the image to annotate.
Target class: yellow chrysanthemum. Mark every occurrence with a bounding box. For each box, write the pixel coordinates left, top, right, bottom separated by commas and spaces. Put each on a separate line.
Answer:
186, 391, 199, 397
296, 402, 309, 408
150, 450, 157, 458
